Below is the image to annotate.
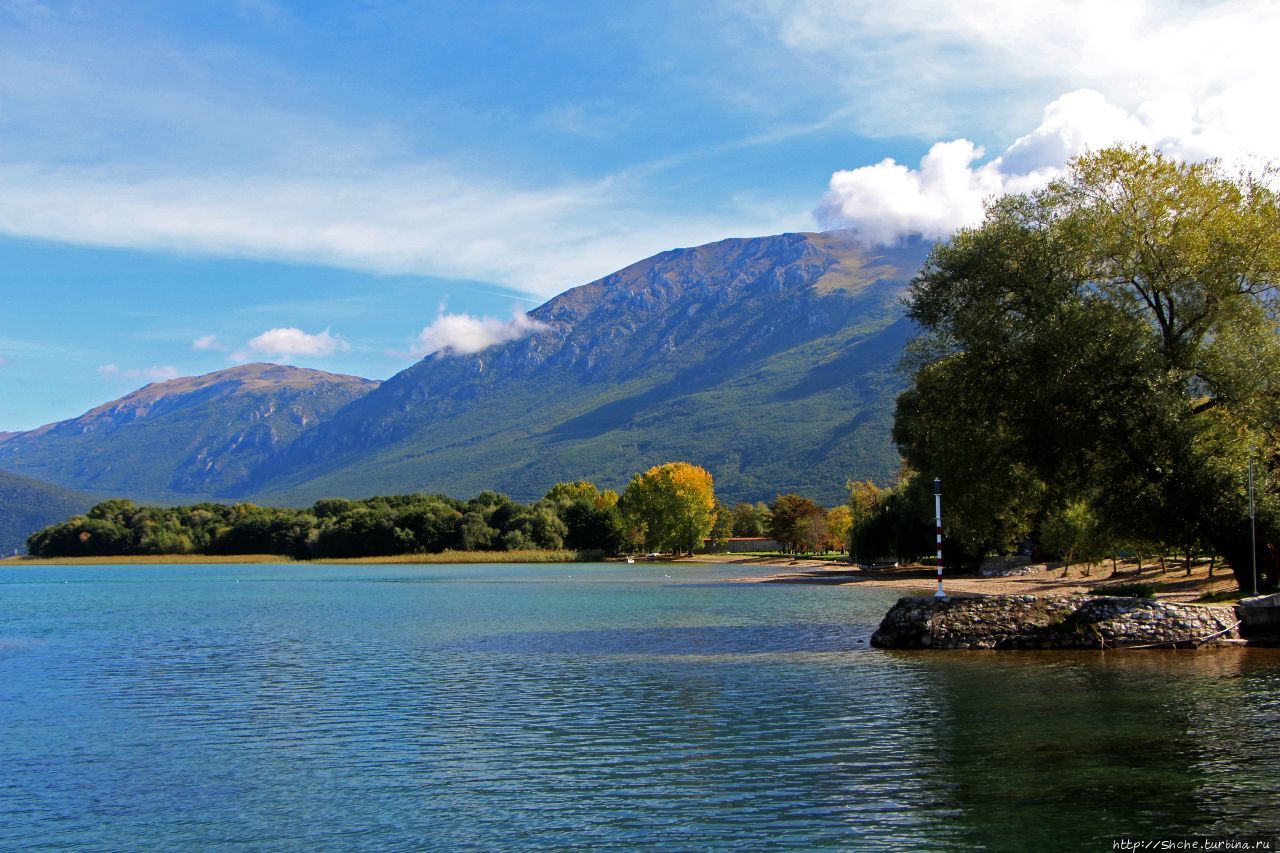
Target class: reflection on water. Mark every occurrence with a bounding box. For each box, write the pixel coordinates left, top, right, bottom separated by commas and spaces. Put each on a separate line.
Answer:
0, 562, 1277, 850
907, 651, 1280, 850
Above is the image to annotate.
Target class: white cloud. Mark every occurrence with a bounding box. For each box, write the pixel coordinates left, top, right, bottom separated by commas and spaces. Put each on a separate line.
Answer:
0, 1, 1274, 299
407, 312, 549, 358
192, 334, 225, 351
818, 88, 1280, 243
0, 5, 801, 297
246, 327, 348, 358
742, 0, 1280, 139
97, 363, 181, 382
0, 163, 806, 297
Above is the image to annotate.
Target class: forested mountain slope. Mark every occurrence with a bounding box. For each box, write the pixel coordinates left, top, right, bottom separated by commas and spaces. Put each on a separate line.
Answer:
250, 231, 929, 505
0, 231, 929, 507
0, 364, 378, 501
0, 469, 96, 554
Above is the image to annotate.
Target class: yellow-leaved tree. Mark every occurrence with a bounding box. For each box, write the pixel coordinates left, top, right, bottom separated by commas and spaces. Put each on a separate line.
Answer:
619, 462, 716, 554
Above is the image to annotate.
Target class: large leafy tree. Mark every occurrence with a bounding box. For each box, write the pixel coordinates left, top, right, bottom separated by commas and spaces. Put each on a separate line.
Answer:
619, 462, 717, 554
542, 480, 623, 552
825, 505, 853, 553
895, 145, 1280, 590
730, 502, 769, 537
767, 494, 824, 553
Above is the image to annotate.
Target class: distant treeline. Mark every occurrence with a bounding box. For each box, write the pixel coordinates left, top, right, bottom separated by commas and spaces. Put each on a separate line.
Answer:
26, 462, 875, 560
26, 484, 625, 559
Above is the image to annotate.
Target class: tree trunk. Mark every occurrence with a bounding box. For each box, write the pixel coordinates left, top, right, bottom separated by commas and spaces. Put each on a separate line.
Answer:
1207, 526, 1278, 593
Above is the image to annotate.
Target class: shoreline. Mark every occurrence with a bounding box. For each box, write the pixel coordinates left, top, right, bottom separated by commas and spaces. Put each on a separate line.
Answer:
3, 549, 601, 566
4, 550, 1250, 604
676, 554, 1245, 605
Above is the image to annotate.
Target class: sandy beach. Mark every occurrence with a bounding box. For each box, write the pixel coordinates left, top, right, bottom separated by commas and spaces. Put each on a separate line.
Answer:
681, 553, 1243, 604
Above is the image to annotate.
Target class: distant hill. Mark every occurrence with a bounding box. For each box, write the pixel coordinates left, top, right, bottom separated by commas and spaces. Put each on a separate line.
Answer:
249, 230, 929, 505
0, 230, 929, 507
0, 470, 96, 555
0, 364, 378, 502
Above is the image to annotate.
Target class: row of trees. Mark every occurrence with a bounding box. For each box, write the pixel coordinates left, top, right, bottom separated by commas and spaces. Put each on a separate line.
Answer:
28, 485, 627, 559
587, 463, 854, 555
27, 460, 864, 561
887, 145, 1280, 592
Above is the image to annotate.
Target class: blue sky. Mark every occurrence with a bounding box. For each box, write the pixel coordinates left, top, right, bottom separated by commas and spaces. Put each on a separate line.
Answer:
2, 0, 1277, 430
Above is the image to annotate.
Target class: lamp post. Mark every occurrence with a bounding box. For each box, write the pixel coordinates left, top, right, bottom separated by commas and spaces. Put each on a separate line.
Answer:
934, 477, 946, 599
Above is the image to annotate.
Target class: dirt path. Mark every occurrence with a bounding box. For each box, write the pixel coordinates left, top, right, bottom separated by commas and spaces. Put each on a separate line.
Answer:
678, 553, 1242, 604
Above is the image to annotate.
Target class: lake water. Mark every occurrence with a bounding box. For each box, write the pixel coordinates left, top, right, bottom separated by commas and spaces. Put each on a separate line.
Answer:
1, 561, 1278, 850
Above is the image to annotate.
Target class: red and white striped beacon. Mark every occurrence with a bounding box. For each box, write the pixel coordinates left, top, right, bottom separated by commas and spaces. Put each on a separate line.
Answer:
933, 477, 947, 599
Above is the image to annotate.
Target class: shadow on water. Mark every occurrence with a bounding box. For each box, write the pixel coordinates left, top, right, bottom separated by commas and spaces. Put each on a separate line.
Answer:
450, 623, 875, 656
890, 649, 1280, 850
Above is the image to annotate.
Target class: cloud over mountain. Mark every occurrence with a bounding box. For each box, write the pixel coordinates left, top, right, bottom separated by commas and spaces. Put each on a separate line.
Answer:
408, 312, 549, 358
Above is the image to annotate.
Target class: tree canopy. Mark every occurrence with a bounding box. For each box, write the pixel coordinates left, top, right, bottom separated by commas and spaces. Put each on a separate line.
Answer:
894, 145, 1280, 590
619, 462, 717, 554
28, 487, 611, 560
767, 494, 825, 553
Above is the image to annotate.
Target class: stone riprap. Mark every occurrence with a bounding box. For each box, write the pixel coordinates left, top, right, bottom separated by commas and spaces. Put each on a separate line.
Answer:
870, 594, 1241, 650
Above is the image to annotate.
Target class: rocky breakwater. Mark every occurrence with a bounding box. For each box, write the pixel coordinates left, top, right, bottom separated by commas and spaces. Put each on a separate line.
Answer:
870, 594, 1242, 650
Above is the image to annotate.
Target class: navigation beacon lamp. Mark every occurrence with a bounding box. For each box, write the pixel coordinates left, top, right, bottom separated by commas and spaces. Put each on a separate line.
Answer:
934, 478, 947, 599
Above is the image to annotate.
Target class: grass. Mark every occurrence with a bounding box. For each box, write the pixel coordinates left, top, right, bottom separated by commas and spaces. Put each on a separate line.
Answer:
10, 553, 297, 565
9, 549, 607, 566
702, 551, 850, 560
315, 549, 604, 564
1194, 588, 1248, 604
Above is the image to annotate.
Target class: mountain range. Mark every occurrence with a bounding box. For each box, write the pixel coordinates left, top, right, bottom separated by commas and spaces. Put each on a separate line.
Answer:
0, 470, 96, 555
0, 364, 377, 503
0, 229, 930, 544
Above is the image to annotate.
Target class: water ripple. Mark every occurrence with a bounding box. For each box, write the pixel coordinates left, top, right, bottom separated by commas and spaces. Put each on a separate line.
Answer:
0, 564, 1277, 850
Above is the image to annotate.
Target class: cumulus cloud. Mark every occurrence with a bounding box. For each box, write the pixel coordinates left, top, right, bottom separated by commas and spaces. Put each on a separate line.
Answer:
407, 312, 549, 358
246, 327, 348, 358
97, 363, 181, 382
818, 88, 1280, 243
192, 334, 226, 351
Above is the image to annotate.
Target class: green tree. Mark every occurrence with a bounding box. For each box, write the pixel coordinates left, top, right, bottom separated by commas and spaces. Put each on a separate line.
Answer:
543, 481, 623, 553
896, 145, 1280, 589
768, 494, 824, 553
729, 502, 765, 537
1040, 499, 1109, 574
708, 500, 734, 549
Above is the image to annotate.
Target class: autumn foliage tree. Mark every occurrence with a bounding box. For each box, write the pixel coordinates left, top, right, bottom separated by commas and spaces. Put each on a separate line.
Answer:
619, 462, 717, 554
825, 505, 853, 553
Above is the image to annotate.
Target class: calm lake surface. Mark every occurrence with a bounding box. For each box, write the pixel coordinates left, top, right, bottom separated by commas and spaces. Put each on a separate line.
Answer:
2, 561, 1278, 850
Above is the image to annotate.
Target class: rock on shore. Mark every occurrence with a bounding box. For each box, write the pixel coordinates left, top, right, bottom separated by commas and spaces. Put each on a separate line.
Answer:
870, 594, 1241, 650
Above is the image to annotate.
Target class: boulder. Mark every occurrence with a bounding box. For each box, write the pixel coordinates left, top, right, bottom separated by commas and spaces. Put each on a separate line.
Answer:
870, 594, 1241, 650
